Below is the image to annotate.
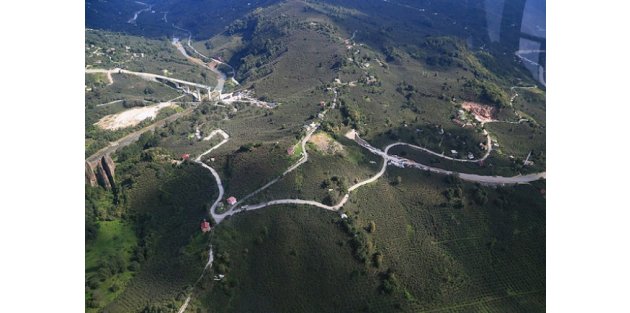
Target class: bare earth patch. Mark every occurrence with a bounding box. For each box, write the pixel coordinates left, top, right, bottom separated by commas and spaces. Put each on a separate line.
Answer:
461, 102, 497, 124
309, 132, 345, 155
344, 129, 357, 140
95, 102, 178, 130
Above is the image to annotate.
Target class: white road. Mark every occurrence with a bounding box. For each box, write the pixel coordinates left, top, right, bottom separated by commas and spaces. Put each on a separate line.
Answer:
391, 133, 492, 163
128, 2, 152, 24
382, 141, 545, 185
171, 39, 226, 93
230, 132, 545, 216
176, 245, 214, 313
86, 68, 212, 90
95, 99, 123, 107
193, 129, 230, 224
515, 50, 546, 87
226, 123, 319, 211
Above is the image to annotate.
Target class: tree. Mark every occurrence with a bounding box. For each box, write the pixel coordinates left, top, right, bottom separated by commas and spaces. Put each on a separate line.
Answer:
473, 187, 488, 205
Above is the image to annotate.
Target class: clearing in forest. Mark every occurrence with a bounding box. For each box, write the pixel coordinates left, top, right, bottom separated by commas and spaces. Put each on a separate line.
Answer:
462, 101, 497, 124
95, 102, 178, 130
308, 132, 345, 156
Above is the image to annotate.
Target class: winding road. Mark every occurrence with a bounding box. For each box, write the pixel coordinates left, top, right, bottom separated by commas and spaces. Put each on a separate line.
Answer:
88, 17, 545, 310
193, 129, 230, 223
220, 130, 545, 219
128, 2, 152, 25
390, 132, 492, 163
515, 50, 546, 87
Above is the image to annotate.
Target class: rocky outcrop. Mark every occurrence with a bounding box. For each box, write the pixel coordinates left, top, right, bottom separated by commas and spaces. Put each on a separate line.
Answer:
85, 161, 97, 187
86, 154, 116, 190
96, 163, 112, 190
101, 155, 116, 187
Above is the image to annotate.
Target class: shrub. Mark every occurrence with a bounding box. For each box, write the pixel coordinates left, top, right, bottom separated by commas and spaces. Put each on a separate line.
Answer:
373, 252, 383, 268
367, 221, 376, 233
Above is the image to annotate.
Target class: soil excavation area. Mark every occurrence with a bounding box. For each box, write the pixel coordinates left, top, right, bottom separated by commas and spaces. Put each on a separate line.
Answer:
462, 101, 497, 124
95, 102, 178, 130
308, 132, 345, 155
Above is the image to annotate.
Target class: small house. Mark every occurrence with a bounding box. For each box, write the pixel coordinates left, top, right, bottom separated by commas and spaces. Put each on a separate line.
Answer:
227, 196, 237, 205
200, 219, 211, 233
181, 154, 190, 160
451, 150, 458, 155
287, 146, 295, 155
340, 213, 348, 219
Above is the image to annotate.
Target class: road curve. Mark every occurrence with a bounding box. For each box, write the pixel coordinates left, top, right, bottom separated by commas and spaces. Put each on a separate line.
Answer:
226, 132, 545, 217
390, 132, 492, 163
382, 141, 544, 184
192, 130, 230, 224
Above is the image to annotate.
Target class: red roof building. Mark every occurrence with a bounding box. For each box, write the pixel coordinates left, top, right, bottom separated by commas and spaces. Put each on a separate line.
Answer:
182, 154, 190, 160
287, 146, 295, 155
227, 196, 237, 205
200, 219, 211, 233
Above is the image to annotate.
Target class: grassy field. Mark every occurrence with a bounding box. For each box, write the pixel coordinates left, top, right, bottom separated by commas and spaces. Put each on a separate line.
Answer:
192, 35, 245, 63
85, 220, 138, 312
244, 133, 382, 205
172, 166, 546, 313
337, 166, 546, 312
485, 122, 546, 173
87, 148, 219, 312
198, 205, 408, 313
86, 30, 217, 86
85, 73, 181, 108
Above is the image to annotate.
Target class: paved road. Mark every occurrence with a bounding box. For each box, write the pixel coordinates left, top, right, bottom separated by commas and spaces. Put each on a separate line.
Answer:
86, 68, 114, 85
192, 130, 230, 224
515, 50, 546, 87
241, 195, 350, 212
96, 99, 123, 107
171, 38, 226, 93
229, 131, 545, 216
382, 141, 545, 185
226, 88, 337, 213
86, 68, 212, 90
391, 132, 492, 163
128, 2, 152, 24
224, 123, 319, 212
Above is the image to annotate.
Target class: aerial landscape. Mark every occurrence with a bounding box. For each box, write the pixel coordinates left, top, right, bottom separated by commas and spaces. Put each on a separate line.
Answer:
85, 0, 546, 312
